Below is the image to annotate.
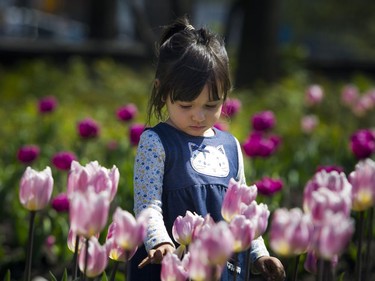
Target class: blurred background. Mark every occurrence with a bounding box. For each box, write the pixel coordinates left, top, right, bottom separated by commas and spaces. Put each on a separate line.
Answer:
1, 1, 375, 281
1, 0, 375, 86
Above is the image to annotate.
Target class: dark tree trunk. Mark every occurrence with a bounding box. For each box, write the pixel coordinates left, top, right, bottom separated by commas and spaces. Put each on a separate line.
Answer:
235, 0, 280, 89
88, 0, 118, 40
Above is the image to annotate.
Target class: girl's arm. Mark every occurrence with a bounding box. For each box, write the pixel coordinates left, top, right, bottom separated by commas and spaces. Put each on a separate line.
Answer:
133, 130, 175, 253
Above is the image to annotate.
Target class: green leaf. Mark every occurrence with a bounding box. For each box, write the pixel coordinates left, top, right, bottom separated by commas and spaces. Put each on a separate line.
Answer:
3, 270, 10, 281
49, 271, 58, 281
101, 271, 108, 281
61, 269, 68, 281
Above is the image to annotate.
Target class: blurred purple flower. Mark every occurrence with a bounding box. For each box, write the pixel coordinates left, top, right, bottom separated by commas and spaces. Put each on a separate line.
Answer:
316, 165, 344, 173
116, 103, 138, 122
129, 123, 145, 146
341, 84, 359, 106
51, 192, 70, 212
17, 145, 40, 164
242, 132, 281, 158
255, 176, 283, 196
38, 96, 57, 113
251, 110, 276, 132
77, 118, 100, 139
51, 151, 77, 171
305, 84, 324, 106
350, 129, 375, 159
301, 115, 319, 134
221, 98, 241, 118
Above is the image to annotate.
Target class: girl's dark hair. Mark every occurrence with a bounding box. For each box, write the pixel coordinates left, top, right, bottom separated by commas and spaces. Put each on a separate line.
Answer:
147, 15, 231, 124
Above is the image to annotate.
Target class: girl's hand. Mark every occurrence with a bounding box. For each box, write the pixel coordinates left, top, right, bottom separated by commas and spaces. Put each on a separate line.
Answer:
254, 256, 286, 281
138, 243, 175, 268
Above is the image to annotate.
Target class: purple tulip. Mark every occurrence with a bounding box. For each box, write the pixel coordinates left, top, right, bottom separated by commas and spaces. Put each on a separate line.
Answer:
255, 176, 283, 196
305, 84, 324, 106
269, 208, 313, 256
251, 110, 276, 132
221, 98, 242, 118
350, 129, 375, 159
316, 165, 344, 173
78, 237, 108, 278
69, 191, 110, 238
172, 210, 204, 246
77, 118, 100, 139
51, 151, 77, 171
19, 166, 54, 211
242, 132, 281, 158
38, 96, 57, 113
67, 160, 119, 202
112, 207, 148, 252
129, 123, 145, 146
51, 192, 70, 212
349, 158, 375, 211
17, 145, 40, 164
161, 252, 189, 281
116, 103, 138, 122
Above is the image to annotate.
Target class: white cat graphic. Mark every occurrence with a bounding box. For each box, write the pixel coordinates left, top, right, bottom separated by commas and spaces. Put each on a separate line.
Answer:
188, 142, 229, 177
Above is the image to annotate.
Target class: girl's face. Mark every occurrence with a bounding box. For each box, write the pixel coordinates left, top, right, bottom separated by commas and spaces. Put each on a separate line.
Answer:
166, 84, 224, 137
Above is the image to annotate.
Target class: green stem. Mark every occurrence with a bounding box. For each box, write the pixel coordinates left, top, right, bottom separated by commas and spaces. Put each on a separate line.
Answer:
364, 207, 373, 281
24, 211, 36, 281
109, 261, 119, 281
73, 235, 80, 279
355, 211, 365, 281
82, 238, 89, 281
292, 255, 300, 281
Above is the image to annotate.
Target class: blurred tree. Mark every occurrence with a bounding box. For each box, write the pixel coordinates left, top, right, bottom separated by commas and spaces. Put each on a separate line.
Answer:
230, 0, 280, 89
88, 0, 118, 39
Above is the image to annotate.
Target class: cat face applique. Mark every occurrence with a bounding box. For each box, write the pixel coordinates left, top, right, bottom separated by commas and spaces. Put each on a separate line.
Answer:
188, 142, 230, 177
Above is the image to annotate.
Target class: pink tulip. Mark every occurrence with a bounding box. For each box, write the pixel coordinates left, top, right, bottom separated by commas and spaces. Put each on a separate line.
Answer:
19, 166, 54, 211
161, 252, 189, 281
185, 246, 215, 281
106, 222, 136, 261
241, 201, 270, 239
78, 237, 108, 278
303, 170, 352, 214
17, 145, 40, 164
229, 215, 255, 252
301, 115, 319, 134
349, 158, 375, 211
341, 84, 359, 106
349, 129, 375, 159
172, 210, 204, 246
221, 178, 257, 222
116, 103, 138, 122
69, 191, 110, 238
305, 84, 324, 106
112, 207, 148, 252
67, 160, 119, 202
269, 208, 313, 256
67, 228, 83, 253
311, 212, 354, 260
242, 132, 281, 158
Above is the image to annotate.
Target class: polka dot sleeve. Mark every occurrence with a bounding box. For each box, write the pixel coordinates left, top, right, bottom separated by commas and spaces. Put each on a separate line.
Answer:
133, 130, 175, 252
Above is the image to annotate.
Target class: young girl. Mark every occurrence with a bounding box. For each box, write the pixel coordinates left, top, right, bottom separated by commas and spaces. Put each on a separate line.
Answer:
129, 16, 285, 281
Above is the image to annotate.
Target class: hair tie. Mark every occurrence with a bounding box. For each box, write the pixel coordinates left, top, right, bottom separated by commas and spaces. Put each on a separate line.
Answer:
185, 24, 195, 31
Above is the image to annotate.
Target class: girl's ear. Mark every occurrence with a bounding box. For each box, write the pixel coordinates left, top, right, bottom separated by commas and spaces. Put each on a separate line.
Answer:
154, 79, 160, 89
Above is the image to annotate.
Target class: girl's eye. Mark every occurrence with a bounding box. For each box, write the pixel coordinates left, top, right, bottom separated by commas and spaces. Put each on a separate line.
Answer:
206, 104, 219, 109
179, 105, 191, 109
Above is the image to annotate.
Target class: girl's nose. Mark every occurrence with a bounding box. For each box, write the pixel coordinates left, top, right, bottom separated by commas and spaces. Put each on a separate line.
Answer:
192, 109, 205, 122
